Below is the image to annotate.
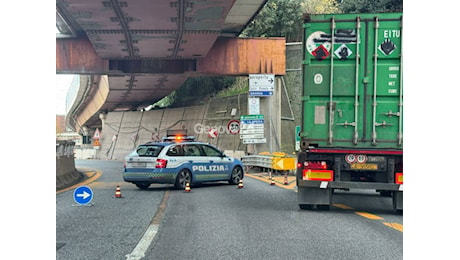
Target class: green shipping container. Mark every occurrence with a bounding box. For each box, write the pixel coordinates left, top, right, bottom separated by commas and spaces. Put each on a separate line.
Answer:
301, 12, 403, 149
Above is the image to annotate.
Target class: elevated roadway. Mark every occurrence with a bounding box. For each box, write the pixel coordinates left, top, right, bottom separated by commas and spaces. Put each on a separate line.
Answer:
56, 0, 286, 133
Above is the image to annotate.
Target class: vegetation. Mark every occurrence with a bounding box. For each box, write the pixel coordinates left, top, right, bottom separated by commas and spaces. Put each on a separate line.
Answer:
154, 77, 236, 108
339, 0, 403, 13
241, 0, 403, 42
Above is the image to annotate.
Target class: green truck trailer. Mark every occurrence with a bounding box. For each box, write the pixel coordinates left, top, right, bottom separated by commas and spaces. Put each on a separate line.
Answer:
296, 12, 403, 211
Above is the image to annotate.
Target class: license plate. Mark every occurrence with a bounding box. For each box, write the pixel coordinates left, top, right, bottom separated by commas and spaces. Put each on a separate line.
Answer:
350, 163, 378, 170
131, 162, 146, 167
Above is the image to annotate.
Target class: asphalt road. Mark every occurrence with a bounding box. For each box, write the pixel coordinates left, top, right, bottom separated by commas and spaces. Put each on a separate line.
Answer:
56, 160, 403, 260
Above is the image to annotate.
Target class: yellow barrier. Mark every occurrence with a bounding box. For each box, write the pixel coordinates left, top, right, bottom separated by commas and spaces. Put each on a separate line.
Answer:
271, 157, 295, 171
242, 152, 296, 171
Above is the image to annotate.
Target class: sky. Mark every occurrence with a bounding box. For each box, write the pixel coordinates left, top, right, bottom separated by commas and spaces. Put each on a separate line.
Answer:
56, 74, 74, 115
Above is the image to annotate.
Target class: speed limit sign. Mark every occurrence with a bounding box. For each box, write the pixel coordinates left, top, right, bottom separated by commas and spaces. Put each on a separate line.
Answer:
227, 120, 240, 135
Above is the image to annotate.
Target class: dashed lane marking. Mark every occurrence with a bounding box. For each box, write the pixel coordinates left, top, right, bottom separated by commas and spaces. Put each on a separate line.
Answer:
355, 211, 384, 220
332, 203, 354, 210
245, 174, 403, 233
383, 222, 404, 232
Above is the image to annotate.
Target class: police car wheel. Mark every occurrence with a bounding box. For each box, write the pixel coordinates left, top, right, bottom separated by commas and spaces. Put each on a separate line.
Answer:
175, 169, 192, 189
229, 166, 243, 185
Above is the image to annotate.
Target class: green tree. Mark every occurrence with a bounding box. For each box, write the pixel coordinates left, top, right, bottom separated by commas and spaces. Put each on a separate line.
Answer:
339, 0, 403, 13
302, 0, 341, 14
241, 0, 340, 42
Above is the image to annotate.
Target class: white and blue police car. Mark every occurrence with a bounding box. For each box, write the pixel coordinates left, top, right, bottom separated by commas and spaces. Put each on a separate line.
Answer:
123, 136, 244, 189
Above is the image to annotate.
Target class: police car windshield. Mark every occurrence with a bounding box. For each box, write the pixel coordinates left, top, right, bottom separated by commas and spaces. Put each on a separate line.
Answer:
136, 145, 163, 157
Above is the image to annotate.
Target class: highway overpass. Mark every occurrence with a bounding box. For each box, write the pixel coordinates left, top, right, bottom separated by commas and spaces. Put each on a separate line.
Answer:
56, 0, 286, 133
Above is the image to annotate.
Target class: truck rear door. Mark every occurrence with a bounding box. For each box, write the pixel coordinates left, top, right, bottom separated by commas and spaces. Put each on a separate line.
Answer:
302, 13, 403, 148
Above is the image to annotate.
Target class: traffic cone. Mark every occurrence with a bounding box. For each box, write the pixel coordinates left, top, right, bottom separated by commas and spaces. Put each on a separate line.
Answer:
238, 179, 244, 189
115, 185, 122, 198
284, 175, 288, 185
185, 182, 191, 192
270, 178, 275, 186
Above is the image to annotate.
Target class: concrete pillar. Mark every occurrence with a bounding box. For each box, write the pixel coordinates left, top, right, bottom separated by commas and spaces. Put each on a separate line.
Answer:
81, 126, 89, 136
99, 112, 107, 127
252, 76, 282, 153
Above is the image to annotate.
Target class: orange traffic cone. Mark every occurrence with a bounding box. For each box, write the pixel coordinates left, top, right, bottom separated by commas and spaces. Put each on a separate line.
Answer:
284, 175, 288, 185
115, 185, 122, 198
238, 179, 244, 189
270, 178, 275, 186
185, 182, 191, 192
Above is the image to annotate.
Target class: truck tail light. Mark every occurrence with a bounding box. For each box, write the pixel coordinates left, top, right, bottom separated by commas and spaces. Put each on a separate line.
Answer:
395, 172, 403, 184
302, 169, 334, 181
155, 159, 168, 168
303, 161, 328, 170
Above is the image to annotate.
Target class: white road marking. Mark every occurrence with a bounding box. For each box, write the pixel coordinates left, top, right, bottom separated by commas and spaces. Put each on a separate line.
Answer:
125, 224, 159, 260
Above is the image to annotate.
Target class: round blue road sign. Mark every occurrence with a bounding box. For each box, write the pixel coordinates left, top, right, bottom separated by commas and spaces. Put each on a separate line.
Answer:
73, 186, 93, 205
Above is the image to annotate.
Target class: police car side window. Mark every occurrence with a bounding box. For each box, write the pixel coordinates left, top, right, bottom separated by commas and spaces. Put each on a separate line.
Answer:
137, 145, 162, 157
184, 144, 201, 156
166, 145, 184, 156
201, 145, 222, 157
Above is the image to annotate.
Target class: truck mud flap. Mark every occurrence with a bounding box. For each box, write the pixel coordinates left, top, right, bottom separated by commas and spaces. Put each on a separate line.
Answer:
298, 186, 332, 210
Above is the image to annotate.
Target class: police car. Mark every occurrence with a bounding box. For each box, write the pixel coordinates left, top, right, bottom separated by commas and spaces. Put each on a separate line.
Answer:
123, 135, 244, 189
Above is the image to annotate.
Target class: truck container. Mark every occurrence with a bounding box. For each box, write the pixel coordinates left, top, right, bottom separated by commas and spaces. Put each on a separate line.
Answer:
297, 12, 403, 211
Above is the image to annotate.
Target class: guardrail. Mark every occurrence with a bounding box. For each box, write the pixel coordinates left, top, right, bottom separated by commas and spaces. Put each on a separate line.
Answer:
241, 152, 296, 173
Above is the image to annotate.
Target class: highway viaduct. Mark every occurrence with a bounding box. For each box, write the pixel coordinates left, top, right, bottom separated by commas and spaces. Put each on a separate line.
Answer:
56, 0, 289, 188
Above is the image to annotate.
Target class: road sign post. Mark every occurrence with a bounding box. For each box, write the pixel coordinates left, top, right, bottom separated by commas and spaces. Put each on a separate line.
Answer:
249, 74, 275, 96
73, 186, 94, 206
240, 115, 266, 144
227, 120, 240, 135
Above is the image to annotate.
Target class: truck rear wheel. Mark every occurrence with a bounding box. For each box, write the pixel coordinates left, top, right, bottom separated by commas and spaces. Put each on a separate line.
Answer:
317, 205, 330, 210
299, 204, 313, 210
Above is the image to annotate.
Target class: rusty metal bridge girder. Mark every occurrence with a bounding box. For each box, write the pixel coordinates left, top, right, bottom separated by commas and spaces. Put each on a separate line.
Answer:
56, 36, 285, 76
56, 0, 286, 132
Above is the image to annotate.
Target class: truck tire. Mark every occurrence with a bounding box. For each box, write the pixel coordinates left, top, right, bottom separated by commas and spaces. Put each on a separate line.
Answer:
299, 204, 313, 210
379, 191, 392, 197
317, 205, 330, 210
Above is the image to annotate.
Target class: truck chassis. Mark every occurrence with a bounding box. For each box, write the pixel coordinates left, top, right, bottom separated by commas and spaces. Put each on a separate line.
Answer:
296, 148, 403, 212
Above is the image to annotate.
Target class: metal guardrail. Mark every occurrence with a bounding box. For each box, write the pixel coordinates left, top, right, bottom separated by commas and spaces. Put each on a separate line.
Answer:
241, 155, 273, 169
241, 152, 296, 172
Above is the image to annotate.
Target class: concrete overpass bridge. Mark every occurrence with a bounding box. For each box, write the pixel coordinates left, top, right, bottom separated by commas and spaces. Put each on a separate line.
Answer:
56, 0, 286, 133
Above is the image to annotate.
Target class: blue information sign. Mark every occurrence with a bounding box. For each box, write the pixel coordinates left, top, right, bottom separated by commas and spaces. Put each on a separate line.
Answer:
249, 91, 273, 96
73, 186, 93, 205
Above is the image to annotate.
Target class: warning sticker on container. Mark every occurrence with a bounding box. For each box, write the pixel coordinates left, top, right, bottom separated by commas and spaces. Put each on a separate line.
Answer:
306, 31, 332, 60
379, 39, 397, 56
334, 44, 352, 59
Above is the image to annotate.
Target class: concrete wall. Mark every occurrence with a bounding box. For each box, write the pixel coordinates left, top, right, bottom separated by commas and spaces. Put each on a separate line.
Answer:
95, 93, 250, 161
56, 141, 83, 190
75, 43, 304, 160
281, 42, 303, 153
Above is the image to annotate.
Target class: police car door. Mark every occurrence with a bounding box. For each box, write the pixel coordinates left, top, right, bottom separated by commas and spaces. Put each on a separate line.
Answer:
183, 144, 213, 182
200, 144, 232, 181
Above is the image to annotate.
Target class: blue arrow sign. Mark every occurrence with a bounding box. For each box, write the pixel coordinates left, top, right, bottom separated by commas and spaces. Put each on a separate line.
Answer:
73, 186, 93, 205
